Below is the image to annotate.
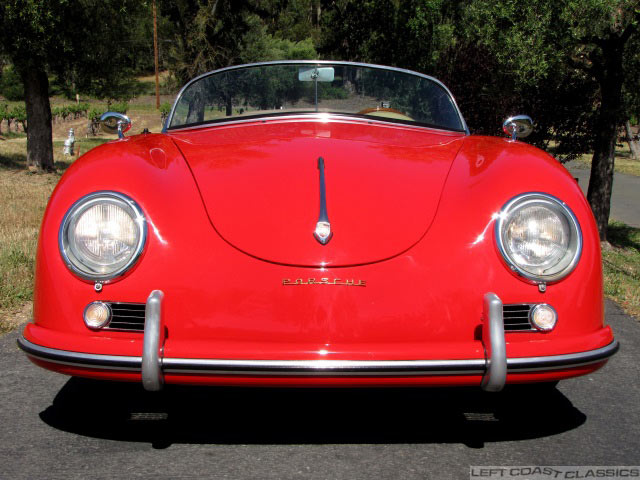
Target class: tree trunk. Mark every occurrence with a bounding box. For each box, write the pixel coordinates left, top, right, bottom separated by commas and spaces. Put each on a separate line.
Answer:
312, 0, 321, 27
226, 95, 232, 116
586, 35, 626, 242
625, 120, 639, 160
587, 123, 617, 242
22, 67, 54, 171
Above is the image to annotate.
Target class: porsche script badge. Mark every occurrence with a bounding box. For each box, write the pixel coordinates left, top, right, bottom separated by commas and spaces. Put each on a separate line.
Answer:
283, 278, 366, 287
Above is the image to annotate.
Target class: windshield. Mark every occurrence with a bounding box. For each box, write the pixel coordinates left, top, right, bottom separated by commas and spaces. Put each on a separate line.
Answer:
167, 62, 466, 132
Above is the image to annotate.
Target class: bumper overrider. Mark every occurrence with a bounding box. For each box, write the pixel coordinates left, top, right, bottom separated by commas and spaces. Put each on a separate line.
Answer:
18, 291, 619, 392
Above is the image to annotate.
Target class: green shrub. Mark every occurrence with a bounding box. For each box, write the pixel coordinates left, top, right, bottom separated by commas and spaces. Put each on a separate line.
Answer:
68, 103, 88, 117
88, 106, 104, 121
159, 102, 171, 116
317, 84, 349, 100
110, 101, 128, 114
159, 101, 171, 125
0, 67, 24, 101
9, 104, 27, 131
160, 75, 181, 95
10, 104, 26, 122
51, 103, 89, 121
0, 103, 8, 134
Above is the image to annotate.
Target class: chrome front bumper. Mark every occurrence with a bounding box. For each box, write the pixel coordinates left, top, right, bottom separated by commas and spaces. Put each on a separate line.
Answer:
18, 291, 619, 392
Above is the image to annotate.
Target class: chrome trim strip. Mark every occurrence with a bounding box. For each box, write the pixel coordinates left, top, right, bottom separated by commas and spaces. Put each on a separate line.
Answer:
481, 293, 507, 392
507, 340, 619, 372
160, 358, 486, 376
142, 290, 164, 391
18, 334, 618, 378
17, 336, 141, 371
313, 157, 333, 245
163, 60, 469, 135
164, 113, 467, 135
58, 191, 148, 284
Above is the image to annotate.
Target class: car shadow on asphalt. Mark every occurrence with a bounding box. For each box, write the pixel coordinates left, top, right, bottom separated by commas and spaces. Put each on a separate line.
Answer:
39, 378, 585, 449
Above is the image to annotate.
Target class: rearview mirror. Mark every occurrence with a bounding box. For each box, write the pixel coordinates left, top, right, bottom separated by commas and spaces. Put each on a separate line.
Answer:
298, 67, 335, 83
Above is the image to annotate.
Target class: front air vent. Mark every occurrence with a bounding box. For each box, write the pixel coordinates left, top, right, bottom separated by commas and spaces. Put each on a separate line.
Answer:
503, 304, 535, 332
105, 302, 145, 331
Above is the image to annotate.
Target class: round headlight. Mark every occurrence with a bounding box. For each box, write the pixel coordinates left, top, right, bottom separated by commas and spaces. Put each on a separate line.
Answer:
59, 192, 147, 281
495, 193, 582, 283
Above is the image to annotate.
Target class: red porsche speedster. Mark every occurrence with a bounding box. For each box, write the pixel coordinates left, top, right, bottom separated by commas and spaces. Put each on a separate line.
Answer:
18, 61, 618, 392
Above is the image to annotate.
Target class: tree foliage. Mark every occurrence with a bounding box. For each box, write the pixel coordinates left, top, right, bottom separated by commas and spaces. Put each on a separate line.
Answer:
0, 65, 24, 101
463, 0, 639, 239
0, 1, 152, 99
318, 0, 640, 240
0, 0, 638, 235
161, 0, 318, 84
0, 0, 152, 170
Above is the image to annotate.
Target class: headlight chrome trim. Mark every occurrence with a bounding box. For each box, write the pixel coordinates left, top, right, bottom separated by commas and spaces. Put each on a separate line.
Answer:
495, 192, 582, 284
59, 191, 147, 283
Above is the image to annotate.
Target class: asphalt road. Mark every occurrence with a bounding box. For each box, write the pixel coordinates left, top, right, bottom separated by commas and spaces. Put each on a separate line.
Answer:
1, 300, 638, 480
566, 162, 640, 228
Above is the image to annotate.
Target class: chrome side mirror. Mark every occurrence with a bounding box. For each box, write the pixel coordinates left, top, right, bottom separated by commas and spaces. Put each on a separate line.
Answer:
502, 115, 533, 141
100, 112, 132, 139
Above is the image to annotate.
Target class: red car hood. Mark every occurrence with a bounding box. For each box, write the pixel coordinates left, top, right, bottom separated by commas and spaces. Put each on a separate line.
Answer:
170, 119, 465, 267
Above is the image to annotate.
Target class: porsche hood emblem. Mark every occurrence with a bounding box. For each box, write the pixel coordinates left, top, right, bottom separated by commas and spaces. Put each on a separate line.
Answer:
314, 221, 332, 244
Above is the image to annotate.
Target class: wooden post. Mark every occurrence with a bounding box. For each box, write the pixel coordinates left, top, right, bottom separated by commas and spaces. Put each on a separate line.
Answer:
153, 0, 160, 110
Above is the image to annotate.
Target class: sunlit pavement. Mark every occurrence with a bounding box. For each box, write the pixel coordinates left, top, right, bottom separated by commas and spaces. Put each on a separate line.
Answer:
566, 161, 640, 228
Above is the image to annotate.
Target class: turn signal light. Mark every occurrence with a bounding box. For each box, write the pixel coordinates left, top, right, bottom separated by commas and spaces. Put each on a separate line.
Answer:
530, 304, 557, 332
83, 302, 112, 329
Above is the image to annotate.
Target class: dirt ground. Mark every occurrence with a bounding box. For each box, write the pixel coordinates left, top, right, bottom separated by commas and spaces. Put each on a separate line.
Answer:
0, 302, 32, 334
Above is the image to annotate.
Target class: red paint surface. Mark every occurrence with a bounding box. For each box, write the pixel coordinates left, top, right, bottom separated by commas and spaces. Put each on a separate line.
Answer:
23, 116, 614, 386
171, 119, 465, 266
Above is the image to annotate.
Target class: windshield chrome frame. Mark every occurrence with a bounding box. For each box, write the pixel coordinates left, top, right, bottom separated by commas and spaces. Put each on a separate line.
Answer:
163, 60, 470, 135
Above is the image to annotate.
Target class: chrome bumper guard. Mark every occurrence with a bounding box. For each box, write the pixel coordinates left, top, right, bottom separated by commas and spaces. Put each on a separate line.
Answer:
142, 290, 164, 392
18, 292, 619, 392
481, 293, 507, 392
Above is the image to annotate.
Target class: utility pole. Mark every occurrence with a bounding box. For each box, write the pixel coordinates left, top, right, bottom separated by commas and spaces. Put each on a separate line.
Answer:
153, 0, 160, 109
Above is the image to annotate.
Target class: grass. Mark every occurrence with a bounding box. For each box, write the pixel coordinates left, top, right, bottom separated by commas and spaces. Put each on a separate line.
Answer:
0, 163, 57, 333
603, 222, 640, 319
52, 138, 110, 170
0, 130, 26, 140
573, 143, 640, 177
0, 134, 111, 333
137, 71, 170, 84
